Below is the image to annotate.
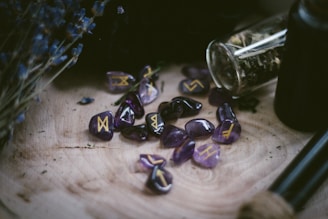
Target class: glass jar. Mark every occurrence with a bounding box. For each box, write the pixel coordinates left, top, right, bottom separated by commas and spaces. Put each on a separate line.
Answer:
206, 13, 288, 97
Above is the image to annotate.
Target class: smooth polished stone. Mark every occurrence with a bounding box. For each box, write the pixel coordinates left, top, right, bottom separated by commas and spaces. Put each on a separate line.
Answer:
171, 138, 195, 165
88, 111, 114, 141
124, 91, 145, 119
208, 87, 233, 107
114, 102, 135, 130
146, 165, 173, 194
216, 102, 238, 123
193, 143, 220, 168
212, 120, 241, 144
185, 118, 215, 139
138, 77, 159, 105
171, 96, 202, 117
138, 64, 159, 81
178, 78, 210, 95
181, 63, 211, 80
145, 112, 165, 137
106, 71, 136, 93
160, 124, 189, 148
158, 101, 184, 122
120, 124, 149, 141
135, 154, 167, 172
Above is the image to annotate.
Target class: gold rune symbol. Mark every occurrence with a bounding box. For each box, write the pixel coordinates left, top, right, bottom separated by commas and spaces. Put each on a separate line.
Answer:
183, 79, 204, 92
150, 114, 158, 129
147, 154, 163, 165
97, 116, 109, 132
199, 145, 218, 160
143, 66, 152, 78
222, 123, 234, 139
156, 169, 168, 187
112, 76, 129, 86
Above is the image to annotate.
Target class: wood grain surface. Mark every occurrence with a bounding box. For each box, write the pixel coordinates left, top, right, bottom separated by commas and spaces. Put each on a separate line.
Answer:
0, 65, 327, 219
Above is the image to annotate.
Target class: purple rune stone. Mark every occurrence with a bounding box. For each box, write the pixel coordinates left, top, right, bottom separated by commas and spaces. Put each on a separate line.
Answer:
88, 111, 114, 141
138, 64, 159, 81
160, 124, 189, 148
208, 87, 234, 107
171, 138, 195, 165
145, 112, 165, 137
193, 143, 220, 168
114, 102, 135, 130
106, 71, 136, 94
216, 102, 238, 123
172, 96, 202, 117
178, 78, 210, 95
138, 77, 159, 105
181, 63, 211, 80
185, 118, 215, 139
158, 101, 184, 122
146, 165, 173, 194
124, 91, 145, 119
135, 154, 167, 172
120, 124, 149, 141
212, 120, 241, 144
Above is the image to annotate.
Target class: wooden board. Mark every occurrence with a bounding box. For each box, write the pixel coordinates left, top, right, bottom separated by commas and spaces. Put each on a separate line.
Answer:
0, 65, 327, 219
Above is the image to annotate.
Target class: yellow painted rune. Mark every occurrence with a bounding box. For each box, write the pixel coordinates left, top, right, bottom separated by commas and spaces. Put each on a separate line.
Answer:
150, 114, 158, 129
156, 169, 168, 187
142, 66, 152, 78
147, 154, 163, 165
222, 123, 234, 139
183, 79, 204, 92
199, 145, 218, 160
111, 75, 129, 86
97, 116, 109, 132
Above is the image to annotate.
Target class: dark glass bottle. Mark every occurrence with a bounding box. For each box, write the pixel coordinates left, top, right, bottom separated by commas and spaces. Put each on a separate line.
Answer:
274, 0, 328, 132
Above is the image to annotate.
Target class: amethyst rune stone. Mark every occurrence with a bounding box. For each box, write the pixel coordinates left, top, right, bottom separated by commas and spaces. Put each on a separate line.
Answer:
193, 143, 220, 168
158, 101, 184, 122
179, 78, 210, 95
145, 112, 165, 137
138, 64, 159, 81
88, 111, 114, 141
185, 118, 215, 139
121, 124, 149, 141
160, 125, 189, 148
146, 165, 173, 194
171, 138, 195, 165
138, 77, 159, 105
114, 102, 135, 130
181, 63, 211, 80
212, 102, 241, 144
208, 87, 233, 107
124, 91, 145, 119
171, 96, 202, 117
136, 154, 167, 172
106, 71, 136, 93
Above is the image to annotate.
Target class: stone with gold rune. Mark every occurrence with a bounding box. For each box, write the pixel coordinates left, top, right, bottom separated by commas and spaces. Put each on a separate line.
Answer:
88, 111, 114, 141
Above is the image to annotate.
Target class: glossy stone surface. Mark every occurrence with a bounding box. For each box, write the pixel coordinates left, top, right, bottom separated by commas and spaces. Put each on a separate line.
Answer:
138, 64, 159, 81
138, 77, 159, 105
88, 111, 114, 141
193, 143, 220, 168
135, 154, 167, 172
212, 120, 241, 144
178, 78, 210, 95
106, 71, 136, 93
158, 101, 184, 122
185, 118, 215, 139
124, 91, 144, 119
208, 87, 233, 107
120, 124, 149, 141
172, 96, 202, 118
114, 102, 135, 130
181, 63, 211, 80
160, 125, 189, 148
216, 102, 238, 123
145, 112, 165, 137
171, 138, 195, 165
146, 165, 173, 194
